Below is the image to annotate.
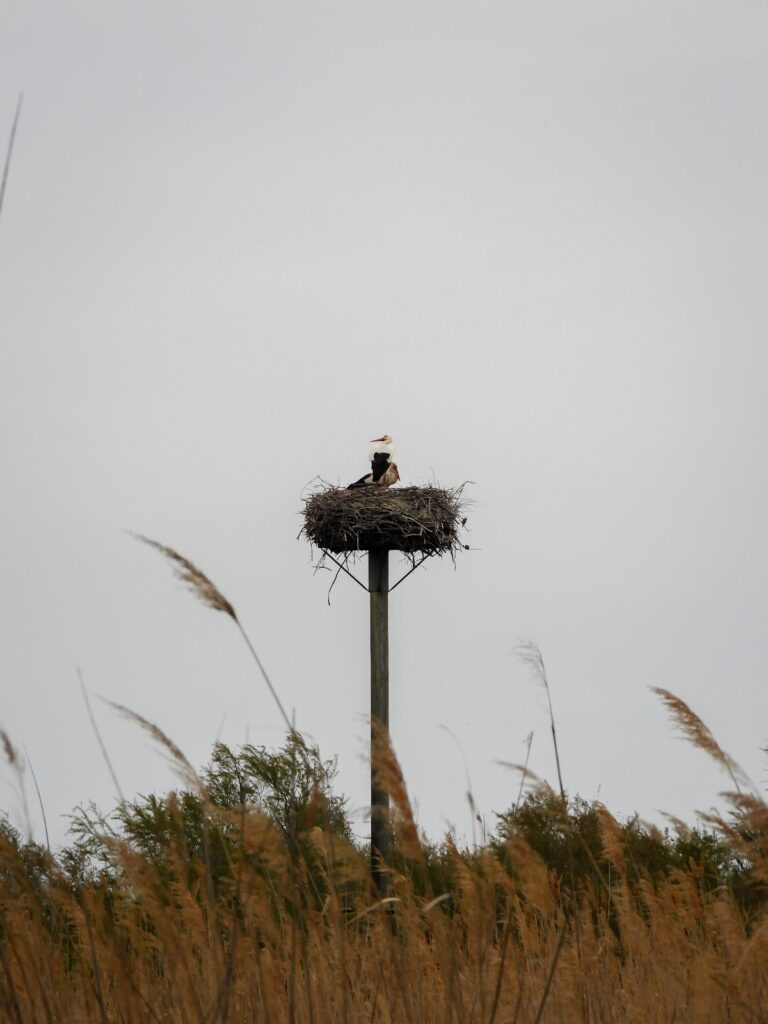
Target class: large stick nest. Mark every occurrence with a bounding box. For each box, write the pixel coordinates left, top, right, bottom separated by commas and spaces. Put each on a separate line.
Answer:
301, 485, 469, 556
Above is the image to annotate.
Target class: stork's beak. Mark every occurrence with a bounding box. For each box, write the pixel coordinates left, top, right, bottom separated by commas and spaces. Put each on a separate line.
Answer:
370, 436, 387, 442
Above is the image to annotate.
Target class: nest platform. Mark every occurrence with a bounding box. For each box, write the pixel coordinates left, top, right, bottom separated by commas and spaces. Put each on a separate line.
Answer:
301, 485, 467, 556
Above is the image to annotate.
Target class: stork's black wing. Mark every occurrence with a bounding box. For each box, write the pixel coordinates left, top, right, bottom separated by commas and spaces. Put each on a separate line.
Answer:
370, 451, 391, 481
347, 473, 373, 489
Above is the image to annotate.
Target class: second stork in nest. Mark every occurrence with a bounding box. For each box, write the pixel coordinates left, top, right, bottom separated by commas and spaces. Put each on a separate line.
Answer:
347, 435, 400, 490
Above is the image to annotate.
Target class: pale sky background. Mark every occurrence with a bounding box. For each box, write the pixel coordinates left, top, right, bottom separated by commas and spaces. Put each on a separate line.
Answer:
1, 1, 766, 849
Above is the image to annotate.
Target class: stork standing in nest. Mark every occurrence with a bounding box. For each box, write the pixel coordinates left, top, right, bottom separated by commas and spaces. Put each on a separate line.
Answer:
347, 435, 400, 489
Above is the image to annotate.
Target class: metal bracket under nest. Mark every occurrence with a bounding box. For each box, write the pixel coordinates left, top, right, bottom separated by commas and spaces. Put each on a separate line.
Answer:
320, 549, 430, 603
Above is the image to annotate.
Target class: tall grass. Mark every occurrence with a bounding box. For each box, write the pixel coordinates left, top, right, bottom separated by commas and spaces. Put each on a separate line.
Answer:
1, 763, 766, 1023
1, 540, 765, 1022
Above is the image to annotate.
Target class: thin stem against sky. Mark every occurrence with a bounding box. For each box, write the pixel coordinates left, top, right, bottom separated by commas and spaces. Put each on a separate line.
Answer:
0, 94, 23, 228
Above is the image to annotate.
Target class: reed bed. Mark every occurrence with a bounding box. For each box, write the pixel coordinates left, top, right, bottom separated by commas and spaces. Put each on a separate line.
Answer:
2, 540, 764, 1022
1, 742, 766, 1024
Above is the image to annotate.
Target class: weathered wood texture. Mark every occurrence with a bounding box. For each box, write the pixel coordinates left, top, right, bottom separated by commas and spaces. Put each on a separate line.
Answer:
368, 547, 390, 895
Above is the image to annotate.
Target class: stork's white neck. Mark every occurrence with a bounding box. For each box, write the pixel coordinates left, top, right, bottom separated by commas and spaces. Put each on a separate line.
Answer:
370, 440, 393, 458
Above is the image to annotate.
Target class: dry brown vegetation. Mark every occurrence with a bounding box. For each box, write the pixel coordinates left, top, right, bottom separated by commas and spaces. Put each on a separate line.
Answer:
2, 540, 765, 1022
1, 722, 767, 1024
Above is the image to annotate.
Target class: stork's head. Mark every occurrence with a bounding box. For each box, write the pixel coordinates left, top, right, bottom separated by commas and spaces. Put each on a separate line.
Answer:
370, 434, 393, 447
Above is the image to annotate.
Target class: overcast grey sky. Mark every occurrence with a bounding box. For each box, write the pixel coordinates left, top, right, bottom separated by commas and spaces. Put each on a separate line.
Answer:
1, 1, 766, 847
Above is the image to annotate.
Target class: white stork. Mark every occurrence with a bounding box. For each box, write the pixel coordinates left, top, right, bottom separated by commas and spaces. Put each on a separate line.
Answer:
347, 435, 400, 489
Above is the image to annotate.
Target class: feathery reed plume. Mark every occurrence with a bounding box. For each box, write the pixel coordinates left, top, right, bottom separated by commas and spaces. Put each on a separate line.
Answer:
131, 533, 237, 619
372, 726, 421, 860
131, 532, 297, 741
495, 760, 549, 794
0, 93, 22, 229
595, 802, 626, 873
0, 727, 32, 837
516, 640, 566, 801
0, 728, 16, 767
105, 699, 202, 792
660, 811, 693, 838
651, 687, 746, 794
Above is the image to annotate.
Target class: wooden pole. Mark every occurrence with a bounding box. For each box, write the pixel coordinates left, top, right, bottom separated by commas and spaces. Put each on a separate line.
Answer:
368, 546, 390, 895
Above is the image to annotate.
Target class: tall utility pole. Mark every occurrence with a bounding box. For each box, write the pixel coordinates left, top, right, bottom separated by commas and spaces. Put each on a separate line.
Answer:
368, 547, 389, 895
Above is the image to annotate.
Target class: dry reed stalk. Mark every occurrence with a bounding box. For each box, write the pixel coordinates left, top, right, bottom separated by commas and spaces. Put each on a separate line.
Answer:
132, 532, 300, 744
2, 649, 768, 1023
595, 803, 626, 874
371, 726, 422, 862
105, 699, 202, 792
516, 641, 566, 802
78, 670, 126, 805
21, 746, 50, 853
131, 533, 237, 619
2, 829, 767, 1024
0, 94, 22, 229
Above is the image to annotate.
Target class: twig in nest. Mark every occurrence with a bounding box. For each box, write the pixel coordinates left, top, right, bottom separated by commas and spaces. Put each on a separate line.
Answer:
300, 484, 470, 558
